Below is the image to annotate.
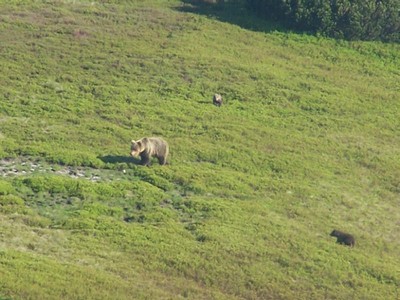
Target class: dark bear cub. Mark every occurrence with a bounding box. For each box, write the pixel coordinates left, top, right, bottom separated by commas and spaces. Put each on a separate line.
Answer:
130, 137, 169, 166
330, 230, 355, 247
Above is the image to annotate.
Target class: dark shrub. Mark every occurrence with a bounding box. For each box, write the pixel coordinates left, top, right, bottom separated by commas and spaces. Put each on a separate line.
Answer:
247, 0, 400, 42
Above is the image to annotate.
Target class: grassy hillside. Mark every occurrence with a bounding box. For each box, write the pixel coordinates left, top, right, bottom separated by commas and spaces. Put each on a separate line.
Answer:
0, 0, 399, 299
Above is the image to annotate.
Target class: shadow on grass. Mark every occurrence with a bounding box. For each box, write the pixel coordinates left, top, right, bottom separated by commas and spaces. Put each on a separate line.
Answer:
98, 155, 141, 165
177, 0, 285, 34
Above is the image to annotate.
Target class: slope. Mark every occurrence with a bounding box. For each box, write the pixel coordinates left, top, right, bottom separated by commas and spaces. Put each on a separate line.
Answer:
0, 0, 399, 299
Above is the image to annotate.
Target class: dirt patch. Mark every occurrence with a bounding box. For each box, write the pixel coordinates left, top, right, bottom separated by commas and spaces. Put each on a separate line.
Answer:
0, 158, 102, 182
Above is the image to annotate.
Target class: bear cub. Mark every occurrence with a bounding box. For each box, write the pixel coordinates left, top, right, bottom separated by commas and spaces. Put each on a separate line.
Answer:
213, 93, 223, 107
130, 137, 169, 166
330, 229, 355, 247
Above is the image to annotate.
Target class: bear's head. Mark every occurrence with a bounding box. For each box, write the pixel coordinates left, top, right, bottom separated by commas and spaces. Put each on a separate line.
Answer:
130, 139, 146, 157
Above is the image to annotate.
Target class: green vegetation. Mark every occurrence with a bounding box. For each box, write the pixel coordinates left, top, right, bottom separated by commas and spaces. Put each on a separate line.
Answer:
0, 0, 399, 299
247, 0, 400, 42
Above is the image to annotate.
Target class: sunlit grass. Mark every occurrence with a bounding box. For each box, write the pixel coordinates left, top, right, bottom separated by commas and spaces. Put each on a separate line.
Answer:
0, 0, 399, 299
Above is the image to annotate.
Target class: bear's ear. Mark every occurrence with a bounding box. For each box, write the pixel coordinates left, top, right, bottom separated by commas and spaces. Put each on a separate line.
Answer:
131, 140, 136, 144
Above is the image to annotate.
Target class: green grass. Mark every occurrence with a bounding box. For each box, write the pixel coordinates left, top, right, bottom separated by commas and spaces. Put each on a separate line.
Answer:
0, 0, 399, 299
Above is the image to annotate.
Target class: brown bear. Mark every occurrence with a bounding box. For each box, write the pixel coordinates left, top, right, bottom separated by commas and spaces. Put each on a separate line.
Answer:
330, 230, 355, 247
130, 137, 169, 166
213, 93, 223, 107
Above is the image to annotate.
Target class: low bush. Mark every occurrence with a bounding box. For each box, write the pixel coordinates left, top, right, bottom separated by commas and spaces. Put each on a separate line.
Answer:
247, 0, 400, 41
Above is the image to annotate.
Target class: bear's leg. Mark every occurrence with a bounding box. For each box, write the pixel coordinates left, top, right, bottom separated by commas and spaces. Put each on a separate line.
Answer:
140, 153, 151, 166
158, 156, 166, 165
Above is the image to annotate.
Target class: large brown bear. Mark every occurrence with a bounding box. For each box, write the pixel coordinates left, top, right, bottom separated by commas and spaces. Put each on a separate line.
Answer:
130, 137, 169, 166
330, 229, 355, 247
